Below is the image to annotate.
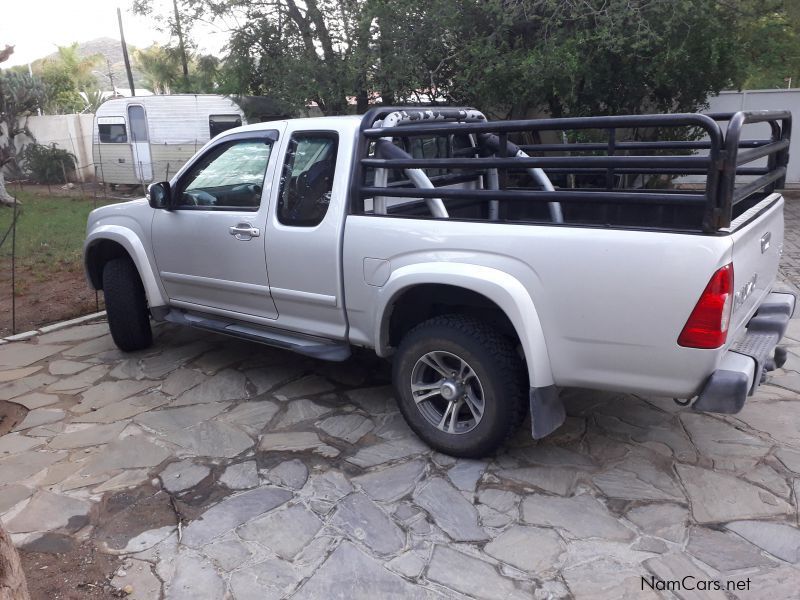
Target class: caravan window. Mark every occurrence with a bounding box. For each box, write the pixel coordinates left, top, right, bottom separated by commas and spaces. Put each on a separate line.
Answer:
209, 114, 242, 138
98, 123, 127, 143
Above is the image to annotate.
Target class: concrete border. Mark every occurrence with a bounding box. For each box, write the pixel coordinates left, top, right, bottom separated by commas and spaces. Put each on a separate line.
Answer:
1, 311, 107, 344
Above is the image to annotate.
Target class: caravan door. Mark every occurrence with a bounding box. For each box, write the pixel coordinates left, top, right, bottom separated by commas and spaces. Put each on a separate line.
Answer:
127, 104, 153, 182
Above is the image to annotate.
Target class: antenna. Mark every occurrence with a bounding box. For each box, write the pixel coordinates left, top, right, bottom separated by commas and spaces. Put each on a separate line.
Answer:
106, 58, 116, 90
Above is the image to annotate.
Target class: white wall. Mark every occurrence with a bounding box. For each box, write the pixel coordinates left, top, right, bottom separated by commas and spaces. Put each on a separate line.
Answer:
705, 89, 799, 183
21, 114, 95, 182
1, 114, 95, 182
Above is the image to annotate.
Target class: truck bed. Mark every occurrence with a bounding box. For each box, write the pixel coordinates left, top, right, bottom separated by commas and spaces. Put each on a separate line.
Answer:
343, 107, 792, 402
353, 108, 791, 235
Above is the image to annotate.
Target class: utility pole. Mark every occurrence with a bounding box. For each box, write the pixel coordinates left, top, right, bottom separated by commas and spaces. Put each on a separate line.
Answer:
117, 7, 136, 96
173, 0, 190, 88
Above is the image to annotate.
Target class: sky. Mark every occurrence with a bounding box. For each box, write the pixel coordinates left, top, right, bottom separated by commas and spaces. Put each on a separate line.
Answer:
0, 0, 228, 67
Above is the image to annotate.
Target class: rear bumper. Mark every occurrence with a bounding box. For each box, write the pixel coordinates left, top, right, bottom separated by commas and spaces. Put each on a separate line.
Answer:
693, 291, 796, 413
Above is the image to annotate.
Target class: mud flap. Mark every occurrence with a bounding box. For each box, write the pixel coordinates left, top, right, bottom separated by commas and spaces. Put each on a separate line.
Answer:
529, 385, 566, 439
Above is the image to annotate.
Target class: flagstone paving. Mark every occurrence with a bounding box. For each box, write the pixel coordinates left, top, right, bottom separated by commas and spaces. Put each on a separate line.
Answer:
1, 290, 800, 598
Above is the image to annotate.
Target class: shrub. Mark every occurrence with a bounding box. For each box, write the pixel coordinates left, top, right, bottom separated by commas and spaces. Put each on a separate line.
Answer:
21, 143, 77, 184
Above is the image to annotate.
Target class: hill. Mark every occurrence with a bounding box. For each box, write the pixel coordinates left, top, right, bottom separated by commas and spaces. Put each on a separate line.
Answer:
38, 37, 146, 91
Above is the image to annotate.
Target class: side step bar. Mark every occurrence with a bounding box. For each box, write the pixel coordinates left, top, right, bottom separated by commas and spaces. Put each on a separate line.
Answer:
162, 309, 351, 362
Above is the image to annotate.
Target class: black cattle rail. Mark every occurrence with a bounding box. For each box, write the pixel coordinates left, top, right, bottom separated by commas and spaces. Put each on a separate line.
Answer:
354, 107, 791, 234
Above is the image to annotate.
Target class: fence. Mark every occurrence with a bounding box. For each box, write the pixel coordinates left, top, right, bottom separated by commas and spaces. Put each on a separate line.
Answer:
3, 113, 203, 188
0, 179, 116, 337
0, 112, 208, 336
0, 197, 19, 335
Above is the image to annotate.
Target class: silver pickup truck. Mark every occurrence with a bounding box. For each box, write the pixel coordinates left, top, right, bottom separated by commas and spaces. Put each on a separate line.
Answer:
84, 107, 794, 457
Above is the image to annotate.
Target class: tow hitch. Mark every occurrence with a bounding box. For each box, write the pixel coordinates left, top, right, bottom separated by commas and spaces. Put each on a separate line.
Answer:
765, 346, 788, 372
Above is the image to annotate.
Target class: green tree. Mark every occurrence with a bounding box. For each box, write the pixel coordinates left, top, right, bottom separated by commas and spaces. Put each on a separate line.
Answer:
134, 44, 223, 93
207, 0, 358, 113
40, 62, 84, 114
193, 54, 220, 91
133, 44, 183, 93
437, 0, 743, 118
1, 45, 46, 205
83, 89, 106, 113
135, 0, 767, 118
53, 43, 103, 90
36, 43, 103, 114
736, 1, 800, 89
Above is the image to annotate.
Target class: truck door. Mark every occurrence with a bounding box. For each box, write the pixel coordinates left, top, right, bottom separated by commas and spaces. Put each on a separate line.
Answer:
152, 129, 283, 320
128, 104, 153, 182
264, 123, 351, 339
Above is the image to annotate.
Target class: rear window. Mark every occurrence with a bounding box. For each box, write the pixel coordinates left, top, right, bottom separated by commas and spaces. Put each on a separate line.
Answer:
277, 132, 338, 227
209, 114, 242, 138
365, 134, 474, 184
99, 123, 127, 143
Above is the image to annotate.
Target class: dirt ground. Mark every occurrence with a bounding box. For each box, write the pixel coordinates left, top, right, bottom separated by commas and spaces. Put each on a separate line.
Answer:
0, 263, 103, 337
0, 182, 136, 337
0, 400, 26, 435
17, 482, 182, 600
20, 541, 120, 600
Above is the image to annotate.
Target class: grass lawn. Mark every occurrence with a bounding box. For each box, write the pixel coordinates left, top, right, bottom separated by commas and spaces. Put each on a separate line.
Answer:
0, 189, 115, 278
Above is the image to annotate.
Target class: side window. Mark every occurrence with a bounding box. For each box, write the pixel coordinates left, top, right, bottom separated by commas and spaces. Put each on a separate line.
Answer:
209, 114, 243, 138
98, 122, 127, 143
277, 132, 338, 227
176, 139, 273, 210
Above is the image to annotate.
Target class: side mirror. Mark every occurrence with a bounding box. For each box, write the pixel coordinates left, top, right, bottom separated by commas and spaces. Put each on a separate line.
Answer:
147, 181, 172, 209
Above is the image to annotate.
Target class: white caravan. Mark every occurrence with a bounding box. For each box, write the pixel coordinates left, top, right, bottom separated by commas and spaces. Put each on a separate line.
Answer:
93, 95, 274, 186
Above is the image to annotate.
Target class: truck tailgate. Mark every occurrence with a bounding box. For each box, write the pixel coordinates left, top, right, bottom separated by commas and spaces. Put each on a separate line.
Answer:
728, 193, 785, 340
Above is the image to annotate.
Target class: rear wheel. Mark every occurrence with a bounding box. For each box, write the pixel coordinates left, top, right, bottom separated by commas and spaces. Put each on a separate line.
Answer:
102, 257, 152, 352
392, 314, 526, 457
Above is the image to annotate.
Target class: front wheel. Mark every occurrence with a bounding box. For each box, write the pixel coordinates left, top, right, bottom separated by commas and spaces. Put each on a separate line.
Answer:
102, 257, 153, 352
392, 314, 527, 457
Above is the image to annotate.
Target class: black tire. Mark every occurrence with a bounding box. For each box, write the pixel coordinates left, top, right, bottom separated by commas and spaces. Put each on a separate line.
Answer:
102, 257, 153, 352
392, 314, 527, 458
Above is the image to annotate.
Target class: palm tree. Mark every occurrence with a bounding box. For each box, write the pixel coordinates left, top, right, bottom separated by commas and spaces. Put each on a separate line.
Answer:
53, 43, 103, 90
133, 45, 182, 94
82, 88, 106, 113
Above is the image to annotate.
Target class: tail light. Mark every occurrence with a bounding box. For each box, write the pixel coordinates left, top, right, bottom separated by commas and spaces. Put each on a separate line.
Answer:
678, 263, 734, 349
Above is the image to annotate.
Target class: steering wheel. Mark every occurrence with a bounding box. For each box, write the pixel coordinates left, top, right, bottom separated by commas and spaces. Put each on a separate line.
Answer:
183, 189, 217, 206
231, 183, 262, 196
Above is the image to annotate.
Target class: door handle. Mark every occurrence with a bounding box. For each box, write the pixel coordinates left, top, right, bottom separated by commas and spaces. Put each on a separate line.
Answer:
229, 224, 260, 240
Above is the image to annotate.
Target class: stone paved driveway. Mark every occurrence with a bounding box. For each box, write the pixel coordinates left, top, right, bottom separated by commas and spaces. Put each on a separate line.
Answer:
2, 322, 799, 599
2, 203, 800, 598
